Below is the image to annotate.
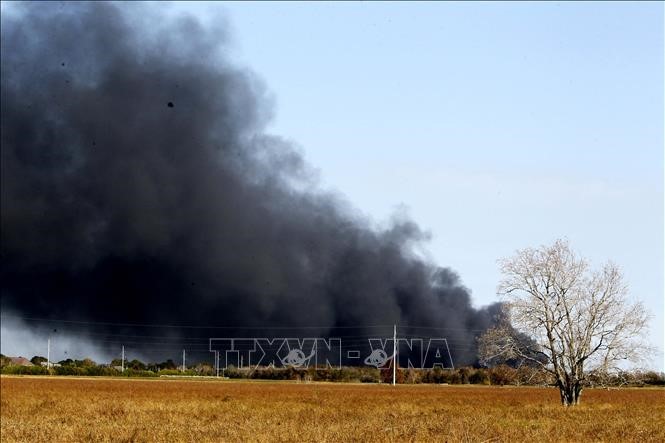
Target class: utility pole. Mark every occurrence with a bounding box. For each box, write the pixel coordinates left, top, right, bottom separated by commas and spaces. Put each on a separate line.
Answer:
47, 337, 51, 370
121, 345, 125, 372
182, 349, 186, 372
392, 324, 397, 386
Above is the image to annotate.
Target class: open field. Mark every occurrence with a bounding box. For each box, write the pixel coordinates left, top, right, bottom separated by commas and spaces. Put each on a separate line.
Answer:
1, 376, 664, 442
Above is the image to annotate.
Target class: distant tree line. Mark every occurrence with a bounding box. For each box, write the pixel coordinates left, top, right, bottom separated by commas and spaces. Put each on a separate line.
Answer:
0, 354, 198, 377
1, 353, 663, 387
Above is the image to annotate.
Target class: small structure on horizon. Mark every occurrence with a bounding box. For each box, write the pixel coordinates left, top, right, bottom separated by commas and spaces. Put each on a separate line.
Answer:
9, 357, 34, 367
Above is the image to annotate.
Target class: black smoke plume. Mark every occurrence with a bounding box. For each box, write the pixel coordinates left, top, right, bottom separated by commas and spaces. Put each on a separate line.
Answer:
1, 3, 500, 365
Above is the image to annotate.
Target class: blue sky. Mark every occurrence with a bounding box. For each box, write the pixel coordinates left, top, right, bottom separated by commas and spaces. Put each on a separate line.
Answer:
174, 1, 663, 369
167, 1, 665, 368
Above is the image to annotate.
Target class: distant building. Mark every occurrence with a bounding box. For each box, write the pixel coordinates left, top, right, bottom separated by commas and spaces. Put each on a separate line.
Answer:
39, 361, 61, 368
9, 357, 33, 366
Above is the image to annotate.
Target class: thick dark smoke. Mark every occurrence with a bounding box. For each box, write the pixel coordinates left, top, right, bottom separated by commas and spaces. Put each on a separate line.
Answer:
1, 3, 500, 365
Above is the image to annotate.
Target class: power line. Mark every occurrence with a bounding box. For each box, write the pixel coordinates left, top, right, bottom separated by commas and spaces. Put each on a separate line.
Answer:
398, 324, 490, 333
3, 315, 492, 334
1, 315, 396, 330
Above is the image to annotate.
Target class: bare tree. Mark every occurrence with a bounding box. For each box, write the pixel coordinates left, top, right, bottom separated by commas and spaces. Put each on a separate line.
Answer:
479, 239, 650, 406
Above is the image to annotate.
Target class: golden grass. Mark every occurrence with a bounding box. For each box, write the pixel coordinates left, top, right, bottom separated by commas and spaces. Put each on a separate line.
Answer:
1, 375, 663, 442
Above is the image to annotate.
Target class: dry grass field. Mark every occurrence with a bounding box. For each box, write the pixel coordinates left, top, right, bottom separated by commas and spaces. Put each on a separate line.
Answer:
1, 375, 663, 442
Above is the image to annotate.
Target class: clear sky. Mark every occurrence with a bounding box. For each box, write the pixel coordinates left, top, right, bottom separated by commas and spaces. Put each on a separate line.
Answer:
167, 1, 665, 369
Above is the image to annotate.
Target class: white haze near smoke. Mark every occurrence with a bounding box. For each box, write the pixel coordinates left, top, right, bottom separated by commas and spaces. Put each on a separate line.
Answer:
0, 314, 114, 363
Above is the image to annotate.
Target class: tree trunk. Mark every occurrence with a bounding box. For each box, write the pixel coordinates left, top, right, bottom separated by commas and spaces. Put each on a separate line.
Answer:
559, 382, 582, 406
